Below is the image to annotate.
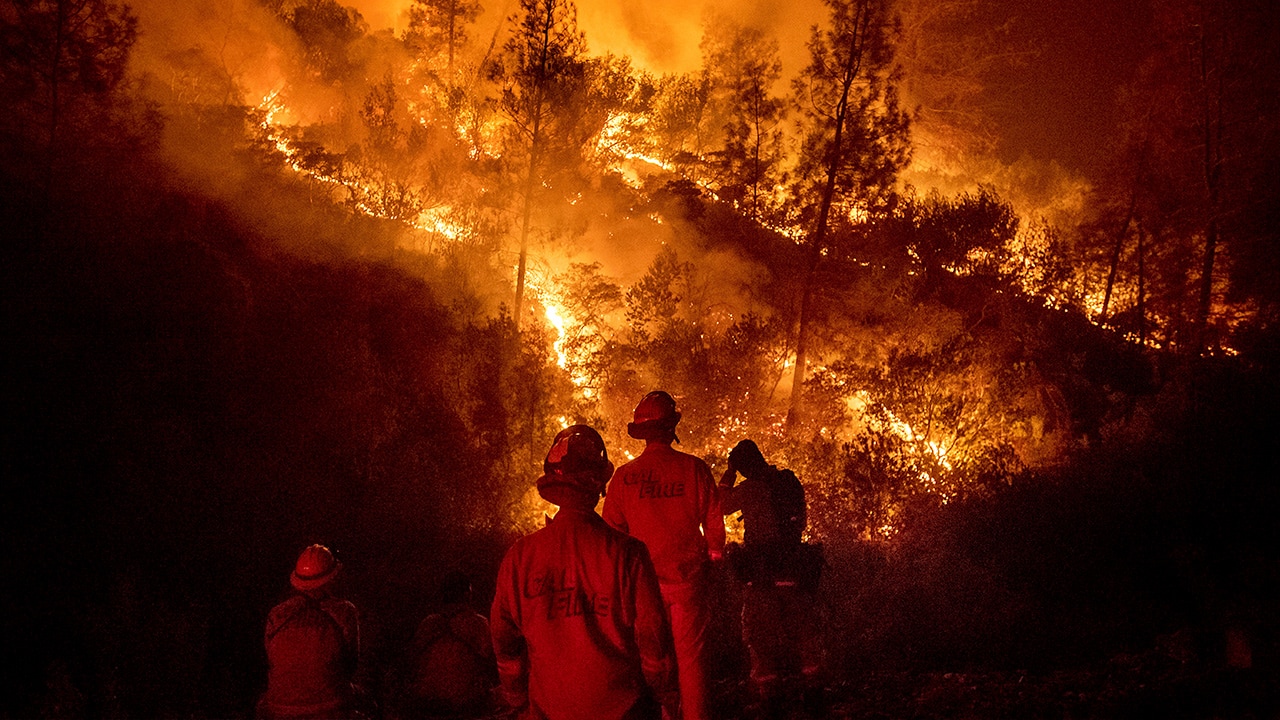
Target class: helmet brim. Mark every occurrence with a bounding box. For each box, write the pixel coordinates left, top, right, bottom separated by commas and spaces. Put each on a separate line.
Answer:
627, 416, 681, 441
291, 560, 341, 591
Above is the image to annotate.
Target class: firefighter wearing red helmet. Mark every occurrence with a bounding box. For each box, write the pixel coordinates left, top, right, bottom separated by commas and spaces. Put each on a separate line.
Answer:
604, 392, 725, 720
491, 425, 678, 720
258, 544, 363, 720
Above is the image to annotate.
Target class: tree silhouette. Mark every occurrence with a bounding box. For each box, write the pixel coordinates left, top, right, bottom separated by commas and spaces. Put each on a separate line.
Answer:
406, 0, 482, 77
648, 71, 712, 166
489, 0, 588, 327
701, 18, 788, 224
1090, 0, 1280, 354
0, 0, 136, 189
280, 0, 366, 84
786, 0, 910, 428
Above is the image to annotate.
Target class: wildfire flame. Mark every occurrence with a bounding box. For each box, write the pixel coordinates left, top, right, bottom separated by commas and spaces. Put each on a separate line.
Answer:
257, 91, 467, 244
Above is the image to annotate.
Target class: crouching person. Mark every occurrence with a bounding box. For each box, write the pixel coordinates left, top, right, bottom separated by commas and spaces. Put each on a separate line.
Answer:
404, 569, 497, 717
491, 425, 679, 720
259, 544, 367, 720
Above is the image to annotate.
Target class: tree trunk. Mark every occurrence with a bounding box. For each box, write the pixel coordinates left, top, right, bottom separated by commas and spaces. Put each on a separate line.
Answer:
787, 240, 822, 429
1137, 226, 1147, 345
1101, 184, 1138, 322
514, 151, 537, 328
786, 3, 868, 431
513, 0, 556, 329
45, 0, 68, 196
1193, 1, 1223, 355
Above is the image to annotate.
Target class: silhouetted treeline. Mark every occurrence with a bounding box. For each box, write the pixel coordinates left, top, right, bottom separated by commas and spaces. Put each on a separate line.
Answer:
1, 124, 561, 715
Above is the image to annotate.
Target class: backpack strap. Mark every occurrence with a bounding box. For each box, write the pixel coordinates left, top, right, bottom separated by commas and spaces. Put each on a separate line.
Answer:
266, 594, 344, 643
417, 609, 486, 666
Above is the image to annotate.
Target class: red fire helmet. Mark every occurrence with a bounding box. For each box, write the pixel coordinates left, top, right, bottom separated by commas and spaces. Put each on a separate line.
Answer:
291, 544, 341, 591
538, 425, 614, 504
542, 424, 613, 480
627, 390, 681, 440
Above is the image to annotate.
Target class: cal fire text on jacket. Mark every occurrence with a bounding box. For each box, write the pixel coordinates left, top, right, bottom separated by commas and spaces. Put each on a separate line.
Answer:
523, 567, 611, 620
619, 469, 686, 498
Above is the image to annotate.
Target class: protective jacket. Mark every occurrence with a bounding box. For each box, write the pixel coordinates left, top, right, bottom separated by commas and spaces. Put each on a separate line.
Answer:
603, 443, 725, 585
260, 593, 360, 719
491, 507, 677, 720
720, 463, 823, 692
604, 442, 724, 720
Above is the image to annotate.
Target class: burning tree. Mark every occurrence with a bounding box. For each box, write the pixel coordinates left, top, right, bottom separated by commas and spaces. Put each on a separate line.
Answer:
488, 0, 589, 326
786, 0, 911, 426
405, 0, 483, 146
272, 0, 367, 84
405, 0, 481, 78
700, 16, 788, 224
885, 185, 1019, 294
1071, 0, 1280, 355
645, 71, 712, 168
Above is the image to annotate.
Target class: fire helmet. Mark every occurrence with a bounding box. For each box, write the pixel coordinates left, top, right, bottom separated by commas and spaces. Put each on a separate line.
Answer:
538, 424, 614, 504
291, 544, 341, 591
627, 390, 682, 441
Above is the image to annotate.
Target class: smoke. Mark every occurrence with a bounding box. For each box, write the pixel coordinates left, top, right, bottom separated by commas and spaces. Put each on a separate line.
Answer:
903, 152, 1091, 231
585, 0, 824, 77
339, 0, 828, 77
128, 0, 297, 104
120, 0, 1094, 315
343, 0, 408, 31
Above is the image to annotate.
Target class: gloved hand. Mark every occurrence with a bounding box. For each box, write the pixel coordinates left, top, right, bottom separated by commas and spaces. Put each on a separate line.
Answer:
719, 464, 737, 488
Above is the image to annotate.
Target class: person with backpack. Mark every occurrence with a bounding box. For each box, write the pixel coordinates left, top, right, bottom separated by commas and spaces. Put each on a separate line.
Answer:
258, 544, 364, 720
719, 440, 824, 718
491, 424, 679, 720
404, 570, 497, 717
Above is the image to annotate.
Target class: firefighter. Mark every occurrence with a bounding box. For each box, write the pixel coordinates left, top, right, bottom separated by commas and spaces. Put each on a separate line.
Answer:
719, 440, 824, 718
491, 424, 679, 720
258, 544, 364, 720
603, 391, 725, 720
404, 569, 497, 717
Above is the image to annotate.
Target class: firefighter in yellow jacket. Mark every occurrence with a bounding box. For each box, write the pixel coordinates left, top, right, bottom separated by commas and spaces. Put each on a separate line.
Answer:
491, 425, 678, 720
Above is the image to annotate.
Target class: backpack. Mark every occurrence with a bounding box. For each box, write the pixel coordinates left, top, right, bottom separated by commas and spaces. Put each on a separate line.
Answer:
263, 595, 354, 712
410, 614, 491, 712
728, 468, 823, 591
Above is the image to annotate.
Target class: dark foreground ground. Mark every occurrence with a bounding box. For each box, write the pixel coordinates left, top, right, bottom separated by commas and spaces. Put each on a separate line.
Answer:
703, 625, 1276, 720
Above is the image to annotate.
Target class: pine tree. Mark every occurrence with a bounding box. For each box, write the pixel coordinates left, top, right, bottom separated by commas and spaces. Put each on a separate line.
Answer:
785, 0, 910, 428
701, 19, 787, 224
406, 0, 482, 77
489, 0, 588, 327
